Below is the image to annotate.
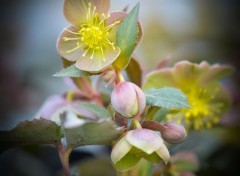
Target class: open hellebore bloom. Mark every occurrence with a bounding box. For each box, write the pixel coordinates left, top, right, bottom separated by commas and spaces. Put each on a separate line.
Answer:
143, 61, 233, 130
57, 0, 122, 72
111, 82, 146, 118
111, 129, 170, 172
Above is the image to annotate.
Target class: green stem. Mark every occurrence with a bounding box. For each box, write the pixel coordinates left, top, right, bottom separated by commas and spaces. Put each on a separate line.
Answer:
130, 119, 142, 130
116, 71, 125, 84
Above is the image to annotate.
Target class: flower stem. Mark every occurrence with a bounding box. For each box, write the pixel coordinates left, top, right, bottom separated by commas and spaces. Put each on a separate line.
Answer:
130, 119, 142, 129
56, 143, 73, 176
79, 78, 103, 106
115, 71, 125, 84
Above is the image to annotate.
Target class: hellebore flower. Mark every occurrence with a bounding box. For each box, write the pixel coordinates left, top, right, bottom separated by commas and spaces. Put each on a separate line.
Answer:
111, 128, 170, 172
57, 0, 122, 72
143, 61, 233, 130
111, 82, 146, 118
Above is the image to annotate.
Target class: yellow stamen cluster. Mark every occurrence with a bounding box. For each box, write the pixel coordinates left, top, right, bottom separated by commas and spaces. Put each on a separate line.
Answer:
167, 88, 223, 130
63, 2, 120, 62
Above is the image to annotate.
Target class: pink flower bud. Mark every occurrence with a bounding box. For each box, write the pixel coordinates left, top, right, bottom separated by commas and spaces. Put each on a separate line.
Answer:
161, 123, 187, 144
111, 82, 146, 118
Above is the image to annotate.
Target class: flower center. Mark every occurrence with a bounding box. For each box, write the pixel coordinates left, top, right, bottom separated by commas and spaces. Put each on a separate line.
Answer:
80, 25, 104, 49
185, 89, 210, 119
63, 2, 120, 61
167, 87, 223, 129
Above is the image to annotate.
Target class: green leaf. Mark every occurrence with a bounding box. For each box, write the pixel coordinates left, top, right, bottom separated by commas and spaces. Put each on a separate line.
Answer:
145, 88, 191, 109
62, 119, 123, 147
113, 3, 140, 70
76, 103, 111, 119
153, 108, 169, 122
0, 118, 61, 152
126, 57, 142, 87
146, 107, 169, 122
53, 64, 93, 77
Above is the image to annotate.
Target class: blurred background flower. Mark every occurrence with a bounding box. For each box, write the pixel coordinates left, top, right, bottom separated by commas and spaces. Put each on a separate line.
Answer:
0, 0, 240, 175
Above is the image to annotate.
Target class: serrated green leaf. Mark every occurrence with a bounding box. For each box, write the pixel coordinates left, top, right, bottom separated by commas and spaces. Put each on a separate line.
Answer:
62, 119, 123, 147
0, 118, 61, 152
145, 88, 191, 109
113, 3, 140, 70
76, 103, 111, 119
53, 64, 93, 77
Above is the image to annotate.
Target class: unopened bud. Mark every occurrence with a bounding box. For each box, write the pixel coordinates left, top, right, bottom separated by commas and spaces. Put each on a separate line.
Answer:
161, 123, 187, 144
111, 82, 146, 118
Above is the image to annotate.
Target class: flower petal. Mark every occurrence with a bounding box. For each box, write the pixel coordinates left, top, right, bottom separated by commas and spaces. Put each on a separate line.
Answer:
64, 0, 110, 27
57, 26, 84, 62
113, 148, 141, 172
37, 95, 67, 120
75, 46, 120, 72
142, 152, 162, 163
142, 68, 175, 91
131, 83, 146, 115
156, 144, 170, 164
126, 129, 163, 154
111, 135, 132, 164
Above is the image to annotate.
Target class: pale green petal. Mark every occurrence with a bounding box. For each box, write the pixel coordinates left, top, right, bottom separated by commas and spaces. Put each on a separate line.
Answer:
199, 62, 233, 85
206, 83, 231, 116
113, 149, 141, 172
126, 129, 163, 155
57, 26, 84, 62
142, 68, 175, 91
111, 135, 132, 164
156, 144, 170, 164
64, 0, 110, 27
75, 46, 120, 72
142, 152, 162, 163
171, 61, 207, 88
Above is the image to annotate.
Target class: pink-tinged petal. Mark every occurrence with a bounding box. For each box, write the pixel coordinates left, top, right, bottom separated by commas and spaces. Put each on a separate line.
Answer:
111, 135, 132, 164
38, 95, 67, 120
126, 129, 163, 154
57, 26, 84, 62
92, 0, 110, 16
131, 83, 146, 115
107, 11, 127, 26
63, 77, 78, 89
64, 0, 110, 27
156, 144, 170, 164
75, 46, 120, 72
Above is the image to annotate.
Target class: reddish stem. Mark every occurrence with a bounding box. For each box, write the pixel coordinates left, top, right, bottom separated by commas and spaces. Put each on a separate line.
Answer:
79, 78, 103, 106
56, 143, 72, 176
